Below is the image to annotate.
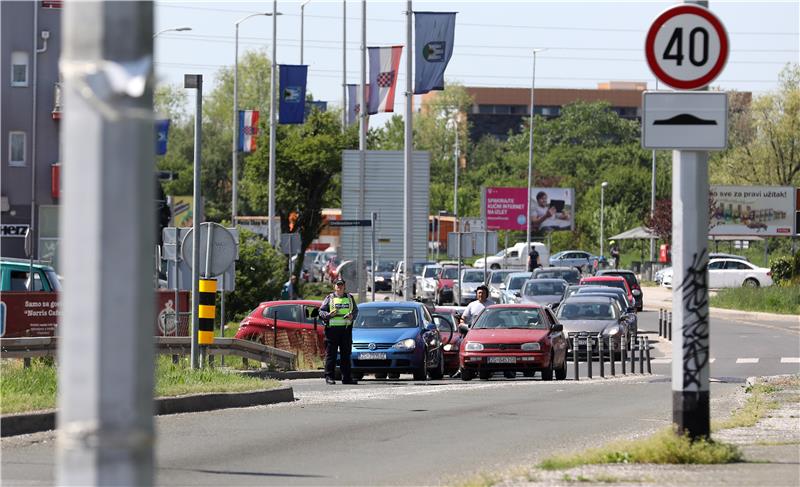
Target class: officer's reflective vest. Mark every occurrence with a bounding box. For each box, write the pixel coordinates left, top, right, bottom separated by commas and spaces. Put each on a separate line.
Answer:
328, 295, 353, 327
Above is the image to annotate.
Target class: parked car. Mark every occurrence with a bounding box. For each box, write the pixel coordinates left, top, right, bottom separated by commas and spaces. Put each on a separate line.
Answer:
579, 275, 634, 306
500, 272, 533, 304
549, 250, 604, 271
350, 301, 445, 381
596, 269, 644, 311
367, 260, 396, 292
473, 242, 550, 270
660, 258, 771, 289
532, 266, 581, 285
435, 265, 460, 305
459, 304, 568, 381
234, 300, 324, 349
574, 286, 638, 339
415, 264, 443, 302
519, 278, 569, 308
433, 306, 465, 376
487, 269, 515, 302
556, 295, 629, 357
709, 252, 749, 262
392, 260, 436, 297
1, 258, 61, 292
453, 268, 487, 305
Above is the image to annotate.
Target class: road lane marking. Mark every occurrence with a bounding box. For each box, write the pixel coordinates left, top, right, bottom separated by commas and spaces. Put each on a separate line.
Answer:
780, 357, 800, 363
651, 359, 672, 364
736, 358, 759, 364
709, 358, 716, 363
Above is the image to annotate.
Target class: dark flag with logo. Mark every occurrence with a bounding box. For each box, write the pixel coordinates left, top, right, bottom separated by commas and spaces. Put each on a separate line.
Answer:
279, 64, 308, 124
414, 12, 456, 95
155, 119, 170, 155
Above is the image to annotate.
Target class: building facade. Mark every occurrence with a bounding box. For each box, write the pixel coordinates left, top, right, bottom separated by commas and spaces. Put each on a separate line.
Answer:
422, 82, 647, 142
1, 1, 62, 268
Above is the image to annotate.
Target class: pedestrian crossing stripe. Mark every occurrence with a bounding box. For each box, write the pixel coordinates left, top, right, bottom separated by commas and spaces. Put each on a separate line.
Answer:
780, 357, 800, 363
648, 357, 799, 364
736, 358, 759, 364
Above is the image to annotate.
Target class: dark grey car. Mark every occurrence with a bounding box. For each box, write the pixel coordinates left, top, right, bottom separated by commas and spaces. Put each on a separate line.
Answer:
520, 278, 569, 308
556, 295, 629, 356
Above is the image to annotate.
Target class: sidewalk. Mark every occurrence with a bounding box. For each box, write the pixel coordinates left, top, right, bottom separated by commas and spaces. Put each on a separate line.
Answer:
489, 375, 800, 487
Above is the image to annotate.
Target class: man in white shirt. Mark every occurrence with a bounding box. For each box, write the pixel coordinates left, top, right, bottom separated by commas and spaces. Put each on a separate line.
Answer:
461, 284, 494, 327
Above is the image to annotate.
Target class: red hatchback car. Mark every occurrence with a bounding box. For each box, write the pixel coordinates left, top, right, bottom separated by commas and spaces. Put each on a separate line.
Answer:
579, 275, 634, 307
433, 306, 466, 376
235, 300, 324, 348
459, 304, 568, 381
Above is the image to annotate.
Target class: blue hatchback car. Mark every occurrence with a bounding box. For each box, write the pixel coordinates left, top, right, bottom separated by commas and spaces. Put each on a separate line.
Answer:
350, 302, 445, 381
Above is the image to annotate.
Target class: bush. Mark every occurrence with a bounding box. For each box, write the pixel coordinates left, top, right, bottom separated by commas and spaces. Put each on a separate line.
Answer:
225, 229, 287, 321
301, 281, 332, 299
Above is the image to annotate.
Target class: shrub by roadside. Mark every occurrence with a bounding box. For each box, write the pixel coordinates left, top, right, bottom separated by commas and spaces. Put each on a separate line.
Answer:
710, 286, 800, 315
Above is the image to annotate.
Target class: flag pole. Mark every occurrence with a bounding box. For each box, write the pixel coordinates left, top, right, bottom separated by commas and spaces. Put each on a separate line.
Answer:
268, 0, 278, 246
403, 0, 413, 299
342, 0, 347, 133
358, 0, 367, 302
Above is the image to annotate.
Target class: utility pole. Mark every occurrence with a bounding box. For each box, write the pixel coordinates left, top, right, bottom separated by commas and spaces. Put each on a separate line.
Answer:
57, 2, 155, 484
403, 0, 413, 299
342, 0, 347, 133
268, 0, 278, 246
358, 0, 367, 303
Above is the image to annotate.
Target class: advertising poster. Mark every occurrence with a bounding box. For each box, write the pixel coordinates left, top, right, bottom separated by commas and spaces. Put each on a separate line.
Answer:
172, 196, 194, 227
485, 187, 575, 231
709, 186, 796, 236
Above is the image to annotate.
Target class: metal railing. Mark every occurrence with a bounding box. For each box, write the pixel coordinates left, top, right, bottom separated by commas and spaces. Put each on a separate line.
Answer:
567, 332, 652, 380
658, 308, 672, 341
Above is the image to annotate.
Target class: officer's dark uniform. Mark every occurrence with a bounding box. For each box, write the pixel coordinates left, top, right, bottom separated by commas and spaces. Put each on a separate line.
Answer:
318, 280, 359, 384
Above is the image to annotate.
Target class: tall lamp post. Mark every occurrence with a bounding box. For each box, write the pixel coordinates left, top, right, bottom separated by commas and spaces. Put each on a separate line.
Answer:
600, 181, 608, 259
525, 48, 545, 256
153, 26, 191, 38
232, 13, 273, 226
300, 0, 311, 64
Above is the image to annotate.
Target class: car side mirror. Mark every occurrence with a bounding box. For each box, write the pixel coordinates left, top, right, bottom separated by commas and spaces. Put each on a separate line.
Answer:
550, 323, 563, 332
458, 323, 470, 335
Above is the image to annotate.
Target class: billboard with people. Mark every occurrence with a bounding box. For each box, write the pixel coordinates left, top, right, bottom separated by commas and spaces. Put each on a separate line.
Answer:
484, 187, 575, 231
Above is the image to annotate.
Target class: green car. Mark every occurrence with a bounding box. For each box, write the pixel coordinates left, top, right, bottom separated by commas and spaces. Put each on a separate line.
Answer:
0, 258, 61, 292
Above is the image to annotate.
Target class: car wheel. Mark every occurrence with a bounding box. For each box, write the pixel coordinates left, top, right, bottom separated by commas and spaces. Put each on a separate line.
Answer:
540, 354, 554, 381
374, 372, 387, 379
503, 371, 515, 379
479, 370, 492, 381
428, 349, 445, 380
523, 370, 535, 378
743, 278, 759, 288
413, 349, 428, 381
460, 368, 474, 381
555, 354, 567, 380
387, 372, 400, 379
490, 264, 500, 270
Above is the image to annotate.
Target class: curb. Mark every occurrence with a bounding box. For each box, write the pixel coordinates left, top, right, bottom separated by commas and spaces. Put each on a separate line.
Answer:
1, 386, 294, 438
240, 369, 325, 380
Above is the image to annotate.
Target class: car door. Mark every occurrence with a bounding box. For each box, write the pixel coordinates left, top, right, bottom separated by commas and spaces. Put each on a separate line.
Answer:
301, 304, 325, 349
543, 307, 567, 361
707, 260, 725, 288
725, 260, 753, 287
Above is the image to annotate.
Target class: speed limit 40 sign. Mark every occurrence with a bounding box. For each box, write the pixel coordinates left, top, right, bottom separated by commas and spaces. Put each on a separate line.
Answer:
645, 4, 729, 90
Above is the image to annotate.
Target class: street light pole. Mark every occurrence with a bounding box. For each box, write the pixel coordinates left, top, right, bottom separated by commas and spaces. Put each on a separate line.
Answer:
525, 49, 544, 258
268, 0, 278, 246
232, 13, 271, 227
600, 181, 608, 259
153, 26, 191, 38
300, 1, 310, 64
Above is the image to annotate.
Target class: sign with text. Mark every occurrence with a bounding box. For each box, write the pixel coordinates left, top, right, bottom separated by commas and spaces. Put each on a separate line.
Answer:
709, 186, 796, 236
328, 219, 372, 227
484, 187, 575, 231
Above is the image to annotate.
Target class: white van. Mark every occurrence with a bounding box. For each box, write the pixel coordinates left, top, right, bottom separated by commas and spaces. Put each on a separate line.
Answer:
473, 242, 549, 270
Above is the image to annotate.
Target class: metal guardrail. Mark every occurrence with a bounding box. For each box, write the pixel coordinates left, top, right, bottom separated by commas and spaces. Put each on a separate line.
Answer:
0, 337, 297, 370
567, 332, 652, 380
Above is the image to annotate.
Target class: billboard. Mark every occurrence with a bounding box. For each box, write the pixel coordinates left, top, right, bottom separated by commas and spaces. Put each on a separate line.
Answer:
484, 187, 575, 231
709, 186, 796, 236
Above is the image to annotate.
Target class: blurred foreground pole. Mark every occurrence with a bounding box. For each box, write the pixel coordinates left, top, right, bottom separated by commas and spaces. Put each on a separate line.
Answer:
57, 2, 155, 484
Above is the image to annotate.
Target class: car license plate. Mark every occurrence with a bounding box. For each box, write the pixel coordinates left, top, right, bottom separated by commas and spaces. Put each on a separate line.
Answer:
487, 356, 516, 364
358, 352, 387, 360
576, 338, 595, 346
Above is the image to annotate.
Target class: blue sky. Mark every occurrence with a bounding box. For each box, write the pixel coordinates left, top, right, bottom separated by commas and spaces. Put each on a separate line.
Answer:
154, 0, 799, 124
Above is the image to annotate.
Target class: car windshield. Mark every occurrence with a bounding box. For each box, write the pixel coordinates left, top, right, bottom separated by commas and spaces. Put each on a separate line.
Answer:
375, 261, 395, 272
423, 267, 440, 278
557, 302, 618, 320
353, 307, 418, 328
603, 272, 637, 288
462, 271, 484, 283
413, 263, 432, 275
494, 250, 507, 257
523, 281, 567, 296
441, 267, 459, 279
473, 308, 546, 329
45, 270, 62, 291
594, 280, 627, 293
490, 271, 512, 284
506, 275, 530, 290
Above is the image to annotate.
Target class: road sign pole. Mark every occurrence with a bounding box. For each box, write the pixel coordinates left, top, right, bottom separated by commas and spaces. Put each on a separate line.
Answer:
188, 74, 203, 370
371, 212, 376, 302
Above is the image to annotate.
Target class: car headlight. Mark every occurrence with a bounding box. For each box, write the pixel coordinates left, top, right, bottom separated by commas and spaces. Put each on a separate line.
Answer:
443, 343, 458, 352
606, 327, 620, 336
392, 338, 416, 351
464, 342, 484, 351
375, 276, 384, 282
442, 285, 452, 291
521, 342, 541, 351
632, 289, 641, 296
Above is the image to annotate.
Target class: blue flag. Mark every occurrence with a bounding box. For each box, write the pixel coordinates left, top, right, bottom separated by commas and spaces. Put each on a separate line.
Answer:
279, 64, 308, 124
155, 119, 170, 155
414, 12, 456, 95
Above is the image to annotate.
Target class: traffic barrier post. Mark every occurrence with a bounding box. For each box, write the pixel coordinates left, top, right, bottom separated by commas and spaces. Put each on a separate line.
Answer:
586, 336, 592, 379
198, 279, 217, 367
639, 337, 645, 374
572, 335, 579, 381
658, 309, 664, 337
630, 335, 637, 373
598, 333, 605, 378
621, 333, 627, 375
668, 311, 673, 341
609, 336, 616, 376
645, 336, 652, 374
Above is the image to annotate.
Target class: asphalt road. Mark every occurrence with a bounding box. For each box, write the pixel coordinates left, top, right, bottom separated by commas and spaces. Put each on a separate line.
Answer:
2, 293, 796, 486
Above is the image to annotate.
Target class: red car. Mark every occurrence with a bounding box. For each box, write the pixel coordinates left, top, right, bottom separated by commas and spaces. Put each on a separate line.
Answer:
459, 304, 568, 381
433, 306, 466, 376
323, 256, 342, 282
579, 275, 634, 307
434, 266, 459, 305
235, 300, 324, 349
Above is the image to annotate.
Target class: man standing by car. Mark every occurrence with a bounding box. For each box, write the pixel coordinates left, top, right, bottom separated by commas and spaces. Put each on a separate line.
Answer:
528, 246, 541, 272
461, 284, 493, 327
319, 279, 359, 385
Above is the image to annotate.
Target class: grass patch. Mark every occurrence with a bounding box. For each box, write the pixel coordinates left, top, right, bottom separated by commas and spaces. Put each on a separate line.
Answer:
710, 286, 800, 315
538, 428, 742, 470
712, 382, 781, 431
1, 356, 278, 414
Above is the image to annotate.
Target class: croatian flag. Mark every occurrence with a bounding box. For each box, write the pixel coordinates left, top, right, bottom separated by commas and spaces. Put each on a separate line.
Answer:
237, 110, 259, 153
347, 84, 370, 126
367, 46, 403, 114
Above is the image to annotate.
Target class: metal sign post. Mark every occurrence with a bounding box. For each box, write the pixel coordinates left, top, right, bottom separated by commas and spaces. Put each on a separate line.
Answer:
371, 212, 377, 302
645, 0, 728, 439
185, 73, 203, 369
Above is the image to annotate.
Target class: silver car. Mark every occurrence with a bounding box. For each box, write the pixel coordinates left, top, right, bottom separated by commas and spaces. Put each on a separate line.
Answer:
500, 272, 533, 304
453, 269, 486, 306
487, 269, 515, 302
520, 278, 569, 308
556, 295, 629, 356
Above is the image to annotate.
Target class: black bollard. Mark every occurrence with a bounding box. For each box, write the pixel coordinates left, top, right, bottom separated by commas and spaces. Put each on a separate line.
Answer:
659, 309, 664, 337
639, 337, 645, 374
586, 336, 593, 379
598, 333, 605, 378
668, 312, 673, 341
610, 336, 616, 376
645, 336, 652, 374
621, 333, 627, 375
572, 338, 579, 381
630, 336, 636, 373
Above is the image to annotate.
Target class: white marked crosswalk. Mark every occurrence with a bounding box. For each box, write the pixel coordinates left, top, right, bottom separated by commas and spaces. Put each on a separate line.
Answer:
781, 357, 800, 363
648, 357, 800, 365
736, 358, 759, 364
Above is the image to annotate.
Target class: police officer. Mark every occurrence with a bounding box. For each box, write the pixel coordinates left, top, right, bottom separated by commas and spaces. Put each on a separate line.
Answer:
318, 278, 359, 385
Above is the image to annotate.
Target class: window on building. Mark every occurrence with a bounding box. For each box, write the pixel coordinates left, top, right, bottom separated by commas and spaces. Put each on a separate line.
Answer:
9, 132, 26, 166
11, 52, 29, 87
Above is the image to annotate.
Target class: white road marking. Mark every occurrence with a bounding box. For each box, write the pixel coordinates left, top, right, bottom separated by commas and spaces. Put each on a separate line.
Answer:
709, 358, 716, 363
736, 358, 759, 364
780, 357, 800, 363
651, 359, 672, 364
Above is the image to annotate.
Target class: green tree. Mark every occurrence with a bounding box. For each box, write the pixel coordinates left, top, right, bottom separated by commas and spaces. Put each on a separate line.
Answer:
225, 229, 287, 320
